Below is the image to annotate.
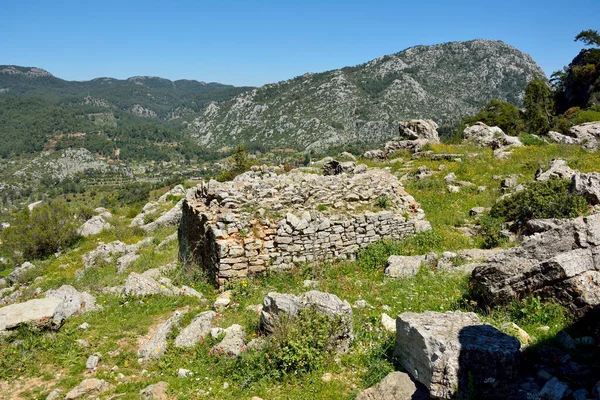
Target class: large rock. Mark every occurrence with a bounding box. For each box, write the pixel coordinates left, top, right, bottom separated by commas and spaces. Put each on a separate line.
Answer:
0, 298, 62, 331
45, 285, 97, 324
384, 255, 426, 278
124, 272, 173, 297
260, 290, 353, 352
571, 171, 600, 205
569, 122, 600, 151
174, 311, 216, 348
394, 311, 521, 400
78, 215, 110, 237
158, 184, 186, 202
398, 119, 440, 143
7, 261, 36, 284
142, 200, 184, 232
138, 310, 184, 361
65, 378, 114, 399
211, 324, 245, 357
535, 159, 576, 182
463, 122, 522, 154
323, 160, 356, 176
355, 371, 428, 400
471, 214, 600, 313
140, 381, 169, 399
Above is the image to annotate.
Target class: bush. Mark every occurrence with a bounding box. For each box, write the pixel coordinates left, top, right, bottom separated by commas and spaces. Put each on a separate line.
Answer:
490, 178, 588, 224
264, 305, 339, 376
1, 202, 80, 261
478, 215, 508, 249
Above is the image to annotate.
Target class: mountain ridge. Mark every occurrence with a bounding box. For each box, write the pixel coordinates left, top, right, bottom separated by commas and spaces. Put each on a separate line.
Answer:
186, 39, 545, 150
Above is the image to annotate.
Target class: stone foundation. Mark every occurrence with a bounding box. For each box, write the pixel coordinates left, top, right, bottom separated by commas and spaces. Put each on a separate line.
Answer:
179, 165, 428, 286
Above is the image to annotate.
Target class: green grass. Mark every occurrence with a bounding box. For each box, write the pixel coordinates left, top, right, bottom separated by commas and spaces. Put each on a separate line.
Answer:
0, 141, 597, 399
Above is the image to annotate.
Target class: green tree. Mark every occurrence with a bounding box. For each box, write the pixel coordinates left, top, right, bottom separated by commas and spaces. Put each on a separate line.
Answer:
575, 29, 600, 47
1, 202, 80, 261
232, 144, 249, 170
524, 78, 553, 135
463, 99, 524, 135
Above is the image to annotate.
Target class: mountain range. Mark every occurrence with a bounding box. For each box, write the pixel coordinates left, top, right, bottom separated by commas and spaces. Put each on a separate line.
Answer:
0, 39, 545, 157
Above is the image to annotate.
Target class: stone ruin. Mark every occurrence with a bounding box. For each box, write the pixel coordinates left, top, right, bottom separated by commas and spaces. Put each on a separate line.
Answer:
179, 164, 429, 286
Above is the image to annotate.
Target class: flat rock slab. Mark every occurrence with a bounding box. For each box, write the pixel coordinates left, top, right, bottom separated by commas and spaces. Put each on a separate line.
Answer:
355, 371, 429, 400
395, 311, 520, 400
65, 378, 114, 399
174, 311, 216, 348
138, 310, 184, 361
385, 255, 426, 278
0, 298, 62, 331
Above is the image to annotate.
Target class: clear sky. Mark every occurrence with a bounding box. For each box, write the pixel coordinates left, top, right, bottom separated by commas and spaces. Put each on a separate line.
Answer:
2, 0, 598, 87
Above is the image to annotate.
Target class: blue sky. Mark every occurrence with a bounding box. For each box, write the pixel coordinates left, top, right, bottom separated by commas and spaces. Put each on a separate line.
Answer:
2, 0, 599, 86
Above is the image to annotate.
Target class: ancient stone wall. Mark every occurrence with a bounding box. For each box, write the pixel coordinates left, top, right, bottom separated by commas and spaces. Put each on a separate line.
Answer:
179, 165, 429, 286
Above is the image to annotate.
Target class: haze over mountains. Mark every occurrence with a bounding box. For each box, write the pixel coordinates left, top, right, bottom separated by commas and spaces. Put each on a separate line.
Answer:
1, 39, 544, 156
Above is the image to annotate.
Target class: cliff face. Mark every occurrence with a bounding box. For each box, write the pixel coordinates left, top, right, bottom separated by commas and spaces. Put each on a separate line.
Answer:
186, 39, 545, 151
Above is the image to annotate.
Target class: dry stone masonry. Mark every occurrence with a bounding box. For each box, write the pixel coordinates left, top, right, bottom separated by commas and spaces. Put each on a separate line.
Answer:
179, 165, 428, 285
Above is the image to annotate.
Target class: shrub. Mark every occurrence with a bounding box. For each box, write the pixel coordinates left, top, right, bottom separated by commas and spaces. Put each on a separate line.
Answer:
1, 202, 80, 261
490, 177, 588, 224
264, 305, 339, 376
478, 215, 508, 249
376, 194, 390, 209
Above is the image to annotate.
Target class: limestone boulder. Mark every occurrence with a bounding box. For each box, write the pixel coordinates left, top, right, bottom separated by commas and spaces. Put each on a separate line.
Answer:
394, 311, 521, 400
0, 297, 63, 331
8, 261, 36, 284
260, 290, 353, 352
471, 214, 600, 313
535, 159, 576, 182
140, 382, 169, 400
138, 310, 184, 361
398, 119, 440, 143
385, 255, 426, 278
78, 215, 110, 237
355, 371, 428, 400
569, 121, 600, 151
65, 378, 114, 399
124, 272, 173, 297
211, 324, 246, 357
571, 171, 600, 205
463, 122, 522, 152
45, 285, 97, 324
142, 200, 184, 232
158, 184, 186, 202
174, 311, 216, 348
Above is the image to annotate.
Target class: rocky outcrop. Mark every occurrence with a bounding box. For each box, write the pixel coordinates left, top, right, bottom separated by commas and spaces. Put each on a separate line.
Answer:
0, 298, 63, 331
463, 122, 522, 158
394, 311, 521, 400
7, 261, 36, 284
179, 166, 426, 286
174, 311, 216, 348
568, 122, 600, 151
211, 324, 246, 357
65, 378, 114, 399
571, 171, 600, 205
0, 285, 97, 331
142, 200, 184, 232
260, 290, 353, 352
398, 120, 440, 143
535, 159, 576, 182
45, 285, 97, 324
355, 371, 428, 400
138, 310, 184, 362
78, 215, 110, 237
471, 214, 600, 313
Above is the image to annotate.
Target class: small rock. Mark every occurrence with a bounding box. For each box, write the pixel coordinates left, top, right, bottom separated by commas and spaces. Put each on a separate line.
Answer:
223, 382, 229, 389
469, 207, 486, 217
355, 371, 424, 400
86, 354, 100, 370
211, 324, 246, 357
353, 300, 369, 309
302, 279, 319, 289
213, 291, 232, 312
46, 389, 62, 400
321, 373, 333, 382
178, 368, 192, 378
65, 378, 114, 399
539, 377, 569, 400
78, 322, 90, 330
140, 381, 169, 399
556, 330, 576, 351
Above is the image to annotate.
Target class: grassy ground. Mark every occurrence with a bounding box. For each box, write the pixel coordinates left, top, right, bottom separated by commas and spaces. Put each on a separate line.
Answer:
0, 141, 598, 399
